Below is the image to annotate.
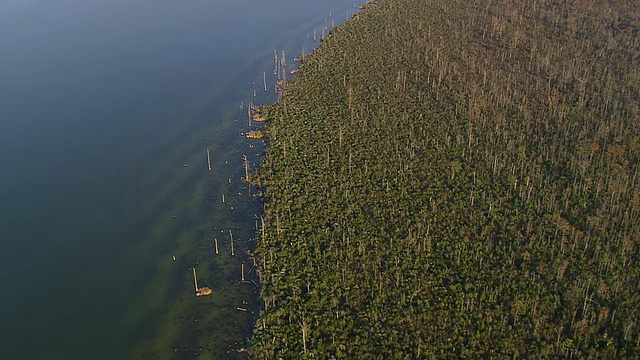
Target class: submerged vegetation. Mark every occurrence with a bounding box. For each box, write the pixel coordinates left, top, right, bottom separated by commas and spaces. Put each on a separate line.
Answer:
251, 0, 640, 357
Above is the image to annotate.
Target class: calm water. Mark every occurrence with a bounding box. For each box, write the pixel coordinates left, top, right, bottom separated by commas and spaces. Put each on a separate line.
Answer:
0, 0, 360, 358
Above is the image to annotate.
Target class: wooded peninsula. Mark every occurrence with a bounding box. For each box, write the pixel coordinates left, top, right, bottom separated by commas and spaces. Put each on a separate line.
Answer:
249, 0, 639, 358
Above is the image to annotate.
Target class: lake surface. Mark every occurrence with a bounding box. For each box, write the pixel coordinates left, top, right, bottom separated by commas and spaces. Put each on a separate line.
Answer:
0, 0, 361, 358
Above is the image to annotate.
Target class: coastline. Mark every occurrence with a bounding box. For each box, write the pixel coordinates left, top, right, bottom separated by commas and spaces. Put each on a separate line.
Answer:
0, 1, 371, 358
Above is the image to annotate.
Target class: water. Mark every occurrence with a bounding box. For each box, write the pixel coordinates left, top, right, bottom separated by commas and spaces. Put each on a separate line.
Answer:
0, 0, 361, 358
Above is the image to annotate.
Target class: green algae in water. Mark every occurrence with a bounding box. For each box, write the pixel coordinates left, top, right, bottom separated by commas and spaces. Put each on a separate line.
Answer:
123, 106, 264, 359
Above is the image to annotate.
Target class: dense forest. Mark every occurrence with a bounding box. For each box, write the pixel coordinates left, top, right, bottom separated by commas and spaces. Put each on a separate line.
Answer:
249, 0, 640, 358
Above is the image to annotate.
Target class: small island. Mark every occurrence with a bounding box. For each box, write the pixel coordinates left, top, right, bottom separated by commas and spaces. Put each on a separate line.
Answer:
246, 130, 264, 140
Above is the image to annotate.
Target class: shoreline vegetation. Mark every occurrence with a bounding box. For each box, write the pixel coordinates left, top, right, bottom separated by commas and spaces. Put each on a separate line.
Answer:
250, 0, 639, 358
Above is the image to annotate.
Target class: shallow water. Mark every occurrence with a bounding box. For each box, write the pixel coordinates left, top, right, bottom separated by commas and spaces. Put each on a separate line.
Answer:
0, 0, 361, 358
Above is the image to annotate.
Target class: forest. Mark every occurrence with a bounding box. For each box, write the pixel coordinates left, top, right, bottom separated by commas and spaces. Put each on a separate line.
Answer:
249, 0, 640, 358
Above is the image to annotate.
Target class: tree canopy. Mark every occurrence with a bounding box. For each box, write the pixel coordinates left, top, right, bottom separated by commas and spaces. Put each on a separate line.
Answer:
250, 0, 640, 358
